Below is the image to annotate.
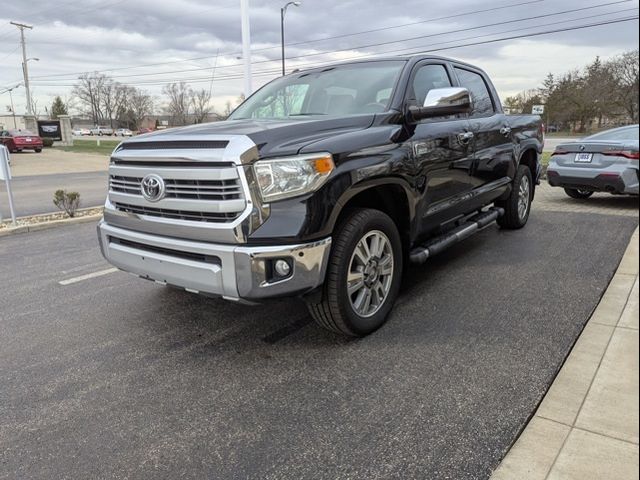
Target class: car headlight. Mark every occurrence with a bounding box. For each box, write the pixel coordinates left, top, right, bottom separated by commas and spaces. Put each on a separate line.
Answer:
253, 153, 334, 202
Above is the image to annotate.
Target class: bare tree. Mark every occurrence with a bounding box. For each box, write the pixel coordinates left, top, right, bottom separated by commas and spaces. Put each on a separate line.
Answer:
73, 73, 108, 124
608, 50, 639, 123
128, 89, 153, 129
162, 81, 191, 126
191, 88, 212, 123
224, 100, 233, 118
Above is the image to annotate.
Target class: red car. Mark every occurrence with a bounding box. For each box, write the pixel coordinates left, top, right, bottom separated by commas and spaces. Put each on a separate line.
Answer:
0, 129, 44, 153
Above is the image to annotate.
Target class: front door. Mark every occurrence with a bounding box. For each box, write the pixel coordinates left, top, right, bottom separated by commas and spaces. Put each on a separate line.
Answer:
406, 62, 475, 237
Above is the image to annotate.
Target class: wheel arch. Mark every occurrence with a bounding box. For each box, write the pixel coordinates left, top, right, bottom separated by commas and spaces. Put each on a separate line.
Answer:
329, 180, 415, 253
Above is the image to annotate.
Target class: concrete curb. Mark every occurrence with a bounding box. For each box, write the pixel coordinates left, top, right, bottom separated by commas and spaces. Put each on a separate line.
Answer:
0, 212, 102, 238
490, 226, 639, 480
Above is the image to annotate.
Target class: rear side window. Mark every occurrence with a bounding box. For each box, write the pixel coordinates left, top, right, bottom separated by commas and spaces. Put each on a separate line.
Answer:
454, 68, 494, 117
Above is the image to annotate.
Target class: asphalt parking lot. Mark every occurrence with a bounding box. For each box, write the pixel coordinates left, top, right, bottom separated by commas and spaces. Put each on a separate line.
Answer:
0, 192, 638, 479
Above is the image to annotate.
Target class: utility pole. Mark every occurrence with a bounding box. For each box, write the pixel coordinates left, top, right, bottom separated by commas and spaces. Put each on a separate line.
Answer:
10, 21, 34, 116
239, 0, 252, 97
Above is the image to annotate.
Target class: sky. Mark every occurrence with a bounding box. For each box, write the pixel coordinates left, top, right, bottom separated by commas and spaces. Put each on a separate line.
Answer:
0, 0, 638, 116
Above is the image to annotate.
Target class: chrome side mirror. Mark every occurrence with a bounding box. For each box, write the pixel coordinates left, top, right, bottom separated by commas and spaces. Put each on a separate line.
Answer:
409, 87, 472, 122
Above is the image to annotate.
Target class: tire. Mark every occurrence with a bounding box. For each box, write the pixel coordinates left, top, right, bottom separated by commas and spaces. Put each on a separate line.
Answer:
306, 208, 403, 337
496, 165, 533, 229
564, 188, 594, 199
35, 148, 42, 153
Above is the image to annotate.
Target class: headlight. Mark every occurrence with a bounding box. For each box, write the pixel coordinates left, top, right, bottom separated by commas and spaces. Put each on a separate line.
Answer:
253, 153, 334, 202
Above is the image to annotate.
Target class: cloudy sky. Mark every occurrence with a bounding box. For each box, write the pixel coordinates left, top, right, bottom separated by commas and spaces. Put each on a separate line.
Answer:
0, 0, 638, 116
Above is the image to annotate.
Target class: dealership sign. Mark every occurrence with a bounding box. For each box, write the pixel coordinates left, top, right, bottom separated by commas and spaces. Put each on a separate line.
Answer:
37, 120, 62, 141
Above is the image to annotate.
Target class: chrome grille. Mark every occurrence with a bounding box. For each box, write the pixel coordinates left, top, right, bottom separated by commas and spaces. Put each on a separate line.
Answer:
107, 148, 248, 224
110, 175, 243, 201
113, 203, 240, 223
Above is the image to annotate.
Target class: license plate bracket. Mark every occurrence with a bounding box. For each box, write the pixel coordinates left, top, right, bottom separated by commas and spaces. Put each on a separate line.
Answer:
575, 153, 593, 163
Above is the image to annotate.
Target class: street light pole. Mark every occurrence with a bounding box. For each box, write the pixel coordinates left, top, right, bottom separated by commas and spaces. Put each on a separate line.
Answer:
280, 2, 301, 76
10, 21, 34, 116
8, 88, 17, 129
240, 0, 252, 97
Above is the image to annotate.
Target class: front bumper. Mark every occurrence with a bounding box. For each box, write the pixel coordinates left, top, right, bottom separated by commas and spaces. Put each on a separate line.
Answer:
97, 222, 332, 302
547, 163, 639, 195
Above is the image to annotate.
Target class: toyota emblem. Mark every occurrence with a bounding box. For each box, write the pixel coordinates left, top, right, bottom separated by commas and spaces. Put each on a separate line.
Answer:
141, 174, 165, 202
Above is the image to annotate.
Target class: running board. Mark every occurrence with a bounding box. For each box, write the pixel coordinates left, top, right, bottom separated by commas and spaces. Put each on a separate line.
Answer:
409, 207, 504, 264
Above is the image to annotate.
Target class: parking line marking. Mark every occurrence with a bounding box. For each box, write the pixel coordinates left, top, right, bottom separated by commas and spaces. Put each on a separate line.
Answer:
59, 268, 119, 286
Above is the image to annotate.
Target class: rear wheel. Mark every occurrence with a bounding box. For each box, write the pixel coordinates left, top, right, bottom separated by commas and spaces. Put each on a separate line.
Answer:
496, 165, 533, 229
564, 188, 594, 199
306, 208, 403, 337
35, 148, 42, 153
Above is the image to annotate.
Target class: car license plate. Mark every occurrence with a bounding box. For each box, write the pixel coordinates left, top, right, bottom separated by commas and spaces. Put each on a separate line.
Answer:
575, 153, 592, 163
26, 138, 32, 142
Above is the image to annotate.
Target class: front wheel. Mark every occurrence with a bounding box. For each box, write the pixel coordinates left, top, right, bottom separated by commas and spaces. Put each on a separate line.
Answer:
496, 165, 533, 229
564, 188, 594, 199
306, 209, 403, 337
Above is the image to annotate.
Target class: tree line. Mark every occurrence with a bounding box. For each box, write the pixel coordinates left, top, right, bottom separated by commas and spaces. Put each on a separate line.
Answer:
70, 73, 154, 129
63, 73, 236, 129
504, 49, 638, 132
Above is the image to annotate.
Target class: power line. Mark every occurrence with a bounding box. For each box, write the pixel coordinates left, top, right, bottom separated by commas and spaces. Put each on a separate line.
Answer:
28, 15, 639, 89
28, 0, 549, 80
30, 0, 636, 83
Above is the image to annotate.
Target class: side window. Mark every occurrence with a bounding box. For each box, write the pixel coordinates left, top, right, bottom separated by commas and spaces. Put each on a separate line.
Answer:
454, 67, 494, 117
410, 64, 452, 107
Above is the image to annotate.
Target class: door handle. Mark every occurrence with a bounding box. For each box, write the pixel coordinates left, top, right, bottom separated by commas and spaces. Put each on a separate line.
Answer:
458, 131, 474, 145
500, 126, 512, 136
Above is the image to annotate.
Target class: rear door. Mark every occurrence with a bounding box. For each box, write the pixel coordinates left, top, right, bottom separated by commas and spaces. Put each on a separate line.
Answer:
453, 66, 515, 192
405, 61, 475, 235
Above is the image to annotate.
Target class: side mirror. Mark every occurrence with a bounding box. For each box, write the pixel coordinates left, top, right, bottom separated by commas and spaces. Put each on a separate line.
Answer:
408, 87, 472, 122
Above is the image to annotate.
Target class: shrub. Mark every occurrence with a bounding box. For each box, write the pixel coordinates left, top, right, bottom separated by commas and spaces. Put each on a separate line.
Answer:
42, 138, 54, 147
53, 190, 81, 217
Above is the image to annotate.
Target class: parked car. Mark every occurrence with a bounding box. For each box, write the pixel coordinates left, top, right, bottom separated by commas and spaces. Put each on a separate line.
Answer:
547, 124, 639, 198
72, 128, 91, 136
115, 128, 133, 137
0, 129, 44, 153
136, 127, 154, 135
98, 55, 543, 336
90, 126, 114, 136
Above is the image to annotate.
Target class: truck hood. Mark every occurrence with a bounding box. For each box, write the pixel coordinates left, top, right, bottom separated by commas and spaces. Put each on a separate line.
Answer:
137, 115, 375, 157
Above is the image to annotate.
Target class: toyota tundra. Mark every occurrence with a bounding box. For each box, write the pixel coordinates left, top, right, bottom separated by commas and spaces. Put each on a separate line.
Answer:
98, 55, 543, 336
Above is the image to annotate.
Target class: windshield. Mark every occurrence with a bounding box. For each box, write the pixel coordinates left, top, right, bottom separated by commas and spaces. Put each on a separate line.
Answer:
586, 126, 639, 141
230, 61, 406, 120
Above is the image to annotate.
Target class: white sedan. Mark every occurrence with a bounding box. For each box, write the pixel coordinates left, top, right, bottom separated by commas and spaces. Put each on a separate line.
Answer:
115, 128, 133, 137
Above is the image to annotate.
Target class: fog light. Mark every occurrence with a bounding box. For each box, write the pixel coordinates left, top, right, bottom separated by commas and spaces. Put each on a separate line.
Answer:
274, 259, 291, 277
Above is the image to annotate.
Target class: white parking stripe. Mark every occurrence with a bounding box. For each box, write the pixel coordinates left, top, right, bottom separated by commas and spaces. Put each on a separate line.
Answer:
59, 268, 119, 286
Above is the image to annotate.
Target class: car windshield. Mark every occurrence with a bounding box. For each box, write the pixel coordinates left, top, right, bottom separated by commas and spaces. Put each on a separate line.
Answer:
9, 129, 35, 136
230, 61, 406, 120
585, 126, 639, 141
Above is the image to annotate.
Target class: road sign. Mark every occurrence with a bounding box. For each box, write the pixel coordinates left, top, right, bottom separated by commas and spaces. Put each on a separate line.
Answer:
0, 144, 17, 225
532, 105, 545, 115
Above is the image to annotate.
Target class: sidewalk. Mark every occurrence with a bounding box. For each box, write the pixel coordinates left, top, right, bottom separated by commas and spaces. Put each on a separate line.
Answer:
491, 226, 639, 480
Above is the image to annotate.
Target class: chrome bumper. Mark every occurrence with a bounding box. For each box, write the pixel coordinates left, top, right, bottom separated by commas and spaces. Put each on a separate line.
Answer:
97, 222, 331, 302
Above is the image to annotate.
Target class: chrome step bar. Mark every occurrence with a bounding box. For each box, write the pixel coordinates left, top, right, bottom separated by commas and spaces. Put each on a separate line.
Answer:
409, 207, 504, 264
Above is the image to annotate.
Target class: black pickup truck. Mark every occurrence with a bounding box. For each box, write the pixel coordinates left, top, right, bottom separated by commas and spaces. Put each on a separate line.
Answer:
98, 55, 543, 336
